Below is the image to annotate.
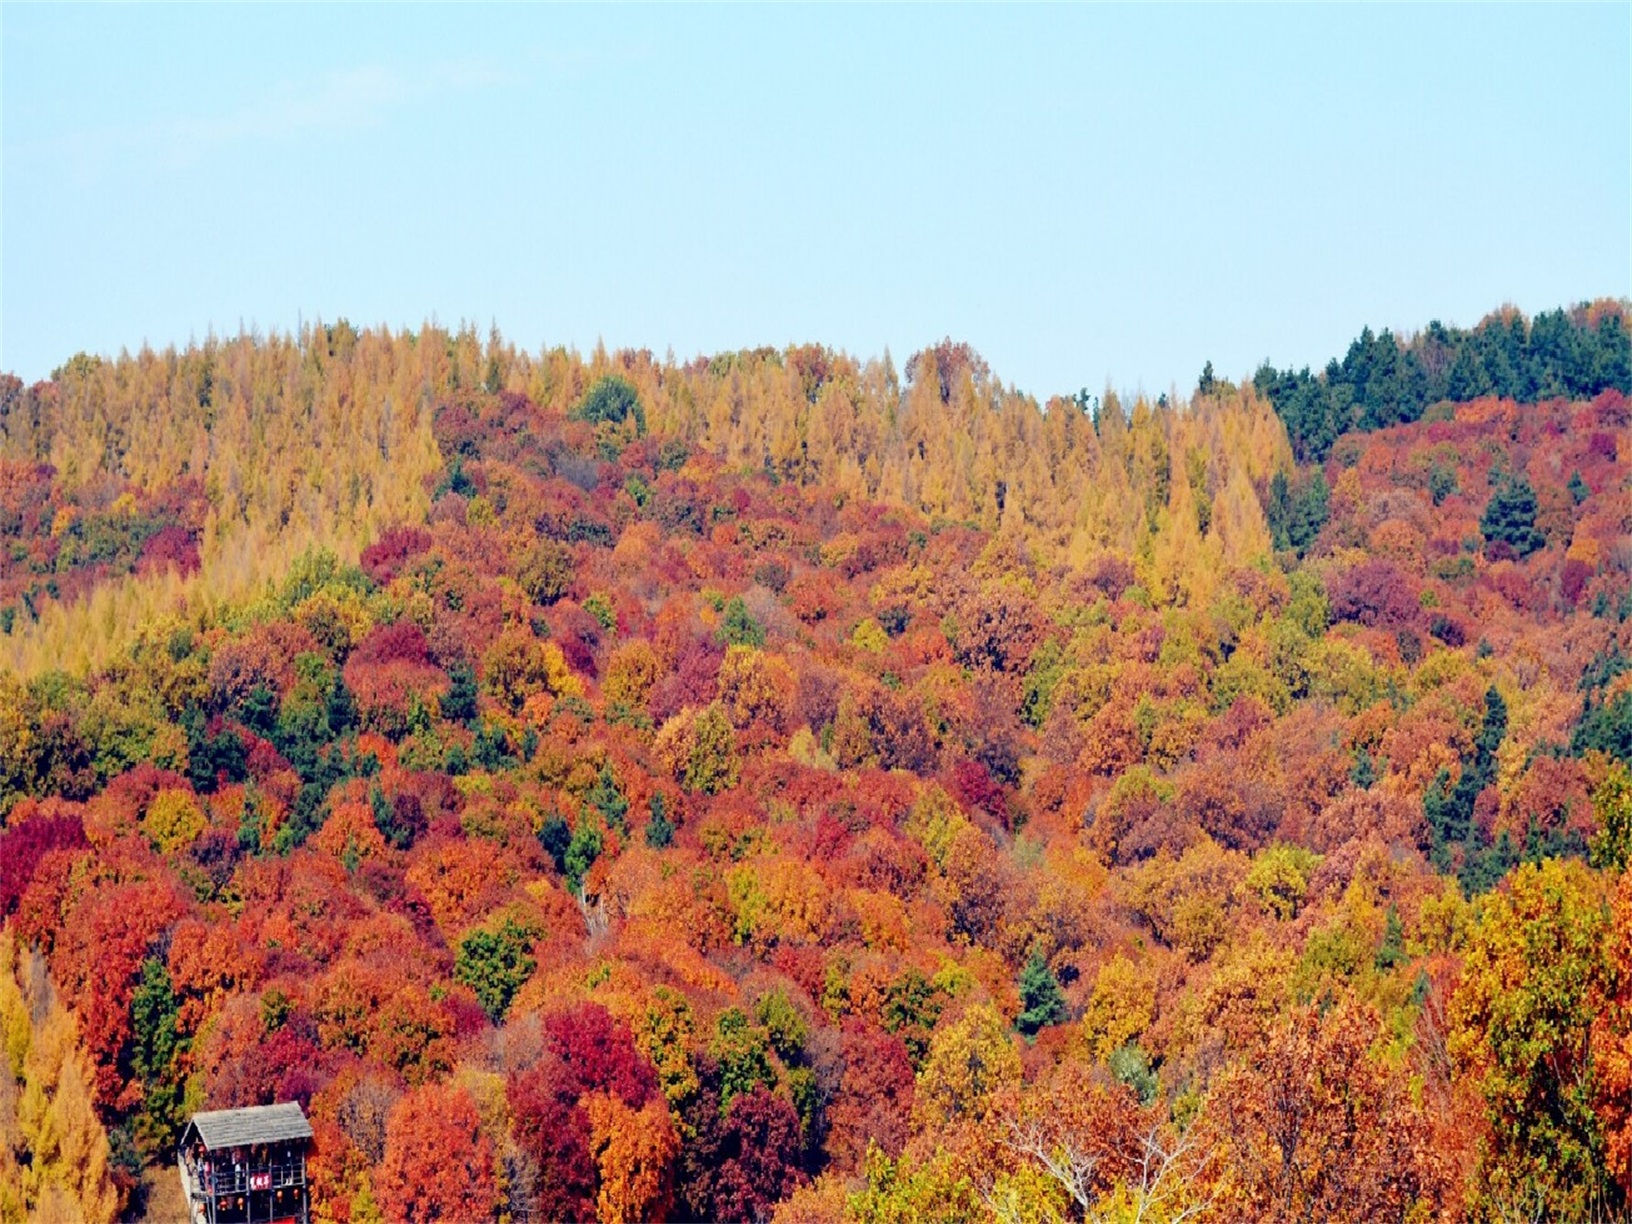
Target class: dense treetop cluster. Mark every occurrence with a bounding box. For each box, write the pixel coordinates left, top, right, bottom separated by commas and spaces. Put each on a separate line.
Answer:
1251, 299, 1631, 461
1, 303, 1630, 1223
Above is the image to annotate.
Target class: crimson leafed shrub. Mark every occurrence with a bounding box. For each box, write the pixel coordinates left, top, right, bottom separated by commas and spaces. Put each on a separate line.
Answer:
0, 813, 87, 915
542, 1003, 659, 1106
137, 525, 201, 576
361, 526, 433, 584
1328, 558, 1421, 630
351, 620, 435, 668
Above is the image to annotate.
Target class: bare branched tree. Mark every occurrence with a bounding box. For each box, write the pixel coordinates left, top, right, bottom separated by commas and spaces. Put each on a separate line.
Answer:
993, 1110, 1217, 1224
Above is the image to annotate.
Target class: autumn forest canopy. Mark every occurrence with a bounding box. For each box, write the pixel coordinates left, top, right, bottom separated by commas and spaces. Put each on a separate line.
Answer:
1, 299, 1631, 1223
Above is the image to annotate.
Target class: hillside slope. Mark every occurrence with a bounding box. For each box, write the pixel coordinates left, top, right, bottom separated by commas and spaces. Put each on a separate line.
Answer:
1, 318, 1630, 1222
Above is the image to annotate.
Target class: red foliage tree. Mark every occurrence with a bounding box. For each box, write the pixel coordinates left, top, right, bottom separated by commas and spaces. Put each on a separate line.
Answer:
508, 1061, 596, 1221
136, 525, 201, 576
375, 1081, 499, 1224
0, 812, 86, 916
360, 525, 434, 585
680, 1081, 807, 1223
1327, 558, 1421, 630
543, 1002, 659, 1107
826, 1020, 915, 1170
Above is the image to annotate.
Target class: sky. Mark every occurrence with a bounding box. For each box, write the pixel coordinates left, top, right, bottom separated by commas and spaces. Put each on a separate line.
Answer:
3, 4, 1628, 401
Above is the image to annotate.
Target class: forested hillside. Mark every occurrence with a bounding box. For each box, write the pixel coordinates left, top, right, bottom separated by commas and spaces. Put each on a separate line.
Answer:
1252, 300, 1631, 460
2, 303, 1630, 1223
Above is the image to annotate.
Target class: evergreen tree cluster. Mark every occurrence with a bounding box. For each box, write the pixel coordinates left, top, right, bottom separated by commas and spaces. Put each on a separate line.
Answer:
1480, 476, 1546, 559
1424, 686, 1527, 892
1254, 304, 1632, 461
1015, 949, 1067, 1036
1265, 468, 1330, 556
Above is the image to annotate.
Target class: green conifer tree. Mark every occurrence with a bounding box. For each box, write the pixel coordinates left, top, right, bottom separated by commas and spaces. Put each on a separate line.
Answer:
1015, 949, 1067, 1036
1480, 476, 1545, 557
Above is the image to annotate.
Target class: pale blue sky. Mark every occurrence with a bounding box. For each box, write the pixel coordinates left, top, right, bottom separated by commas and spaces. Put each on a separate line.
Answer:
3, 4, 1628, 399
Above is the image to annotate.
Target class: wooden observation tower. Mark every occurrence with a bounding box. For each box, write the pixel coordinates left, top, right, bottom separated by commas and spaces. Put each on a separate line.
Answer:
177, 1101, 313, 1224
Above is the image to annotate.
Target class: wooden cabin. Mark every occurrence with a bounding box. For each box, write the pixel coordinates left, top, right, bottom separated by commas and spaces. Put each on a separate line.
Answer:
178, 1101, 313, 1224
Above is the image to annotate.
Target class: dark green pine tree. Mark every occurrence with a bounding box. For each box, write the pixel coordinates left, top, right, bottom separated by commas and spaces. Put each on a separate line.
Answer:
1289, 471, 1330, 554
130, 957, 186, 1152
236, 788, 264, 856
1473, 686, 1508, 765
325, 668, 356, 735
441, 660, 479, 725
1445, 342, 1494, 402
1374, 903, 1407, 971
1266, 470, 1329, 556
1424, 766, 1459, 865
538, 814, 571, 873
1267, 470, 1294, 551
239, 682, 278, 739
1351, 746, 1378, 790
1434, 686, 1510, 891
1480, 475, 1545, 558
1016, 949, 1068, 1036
586, 762, 628, 834
645, 792, 676, 849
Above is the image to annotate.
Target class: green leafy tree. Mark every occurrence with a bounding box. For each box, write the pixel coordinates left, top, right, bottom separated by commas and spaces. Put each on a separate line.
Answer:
1450, 859, 1617, 1220
753, 988, 809, 1064
1374, 904, 1407, 971
716, 597, 765, 649
1015, 949, 1068, 1035
711, 1008, 776, 1110
454, 921, 536, 1023
882, 970, 945, 1067
585, 762, 628, 835
1020, 639, 1067, 729
1481, 475, 1546, 558
1108, 1043, 1158, 1104
518, 541, 575, 606
1589, 763, 1632, 872
677, 703, 740, 795
129, 957, 185, 1153
644, 793, 675, 849
1427, 460, 1458, 506
574, 375, 646, 435
564, 819, 603, 894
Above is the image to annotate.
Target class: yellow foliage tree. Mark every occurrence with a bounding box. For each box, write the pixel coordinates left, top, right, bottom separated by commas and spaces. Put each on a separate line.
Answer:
143, 787, 207, 854
717, 646, 794, 734
1080, 954, 1155, 1063
583, 1092, 680, 1224
604, 641, 662, 711
654, 703, 740, 794
914, 1001, 1021, 1129
0, 933, 120, 1224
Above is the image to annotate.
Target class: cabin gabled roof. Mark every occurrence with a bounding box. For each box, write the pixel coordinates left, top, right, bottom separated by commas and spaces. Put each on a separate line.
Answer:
180, 1102, 313, 1151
